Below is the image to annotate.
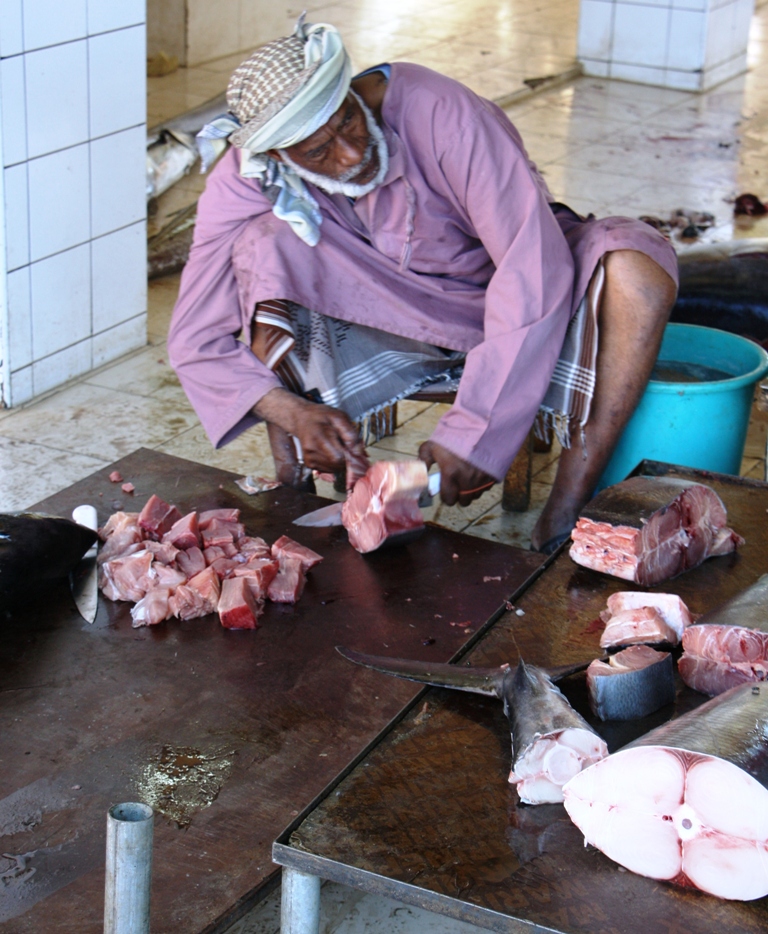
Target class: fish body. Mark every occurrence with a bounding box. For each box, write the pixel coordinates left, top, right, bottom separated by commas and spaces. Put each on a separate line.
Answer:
570, 476, 742, 585
563, 682, 768, 900
337, 648, 607, 804
679, 573, 768, 696
587, 645, 675, 721
0, 513, 99, 607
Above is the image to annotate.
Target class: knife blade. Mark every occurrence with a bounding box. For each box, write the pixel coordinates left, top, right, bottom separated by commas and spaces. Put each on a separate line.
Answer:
293, 471, 441, 528
70, 505, 99, 623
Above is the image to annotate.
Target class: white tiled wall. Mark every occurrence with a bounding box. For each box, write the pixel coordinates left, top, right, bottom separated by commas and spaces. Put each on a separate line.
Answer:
578, 0, 755, 90
0, 0, 147, 408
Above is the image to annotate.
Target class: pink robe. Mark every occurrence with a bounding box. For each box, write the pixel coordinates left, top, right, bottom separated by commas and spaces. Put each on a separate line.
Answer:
168, 63, 677, 480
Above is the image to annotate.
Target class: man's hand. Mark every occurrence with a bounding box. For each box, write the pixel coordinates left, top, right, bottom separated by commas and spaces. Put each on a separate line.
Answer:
418, 440, 496, 507
254, 388, 368, 475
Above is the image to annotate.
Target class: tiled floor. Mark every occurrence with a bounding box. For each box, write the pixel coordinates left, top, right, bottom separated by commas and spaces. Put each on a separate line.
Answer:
2, 2, 768, 929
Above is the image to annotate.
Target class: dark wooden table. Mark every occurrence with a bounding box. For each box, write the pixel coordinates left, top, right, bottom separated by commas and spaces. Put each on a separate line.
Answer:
0, 449, 543, 933
274, 463, 768, 934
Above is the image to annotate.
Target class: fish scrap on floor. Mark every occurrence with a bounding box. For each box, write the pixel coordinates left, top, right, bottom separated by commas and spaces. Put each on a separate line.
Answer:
679, 573, 768, 696
599, 591, 694, 648
563, 682, 768, 901
0, 513, 98, 608
587, 646, 675, 721
98, 495, 323, 629
569, 476, 743, 585
336, 648, 607, 804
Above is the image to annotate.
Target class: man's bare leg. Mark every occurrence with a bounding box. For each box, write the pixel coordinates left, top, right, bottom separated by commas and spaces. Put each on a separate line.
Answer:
530, 249, 677, 551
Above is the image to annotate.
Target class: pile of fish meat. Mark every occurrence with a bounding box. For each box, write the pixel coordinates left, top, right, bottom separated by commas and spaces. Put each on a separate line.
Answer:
679, 574, 768, 696
570, 476, 743, 585
342, 460, 428, 553
98, 494, 322, 629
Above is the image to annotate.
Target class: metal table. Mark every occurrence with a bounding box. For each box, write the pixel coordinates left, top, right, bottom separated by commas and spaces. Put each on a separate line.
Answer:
0, 448, 544, 933
274, 462, 768, 933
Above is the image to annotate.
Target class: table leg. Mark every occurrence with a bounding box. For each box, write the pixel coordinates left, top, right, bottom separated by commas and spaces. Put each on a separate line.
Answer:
280, 867, 321, 934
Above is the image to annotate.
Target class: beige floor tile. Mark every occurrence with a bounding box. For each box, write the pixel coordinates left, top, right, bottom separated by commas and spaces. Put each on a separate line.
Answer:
84, 346, 182, 397
370, 403, 450, 457
155, 422, 275, 478
148, 274, 182, 344
0, 383, 200, 462
0, 436, 110, 512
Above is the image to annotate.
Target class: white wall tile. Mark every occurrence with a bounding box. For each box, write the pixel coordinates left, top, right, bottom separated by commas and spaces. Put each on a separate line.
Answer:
28, 143, 90, 261
577, 0, 614, 61
662, 66, 704, 89
1, 56, 27, 166
32, 338, 92, 394
702, 50, 748, 88
89, 26, 146, 138
732, 0, 755, 46
6, 265, 31, 370
4, 163, 29, 270
667, 9, 706, 70
706, 2, 736, 67
610, 61, 669, 85
580, 57, 611, 77
612, 4, 670, 67
25, 41, 89, 158
672, 0, 707, 8
88, 0, 145, 35
9, 365, 33, 405
23, 0, 88, 52
30, 243, 91, 359
92, 221, 146, 333
0, 0, 24, 58
92, 314, 146, 368
90, 126, 146, 238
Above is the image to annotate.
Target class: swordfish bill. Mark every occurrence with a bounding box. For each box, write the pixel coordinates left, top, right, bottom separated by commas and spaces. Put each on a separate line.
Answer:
336, 648, 607, 804
562, 682, 768, 900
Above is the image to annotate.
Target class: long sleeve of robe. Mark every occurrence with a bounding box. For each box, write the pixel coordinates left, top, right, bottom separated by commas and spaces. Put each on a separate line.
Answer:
168, 63, 576, 479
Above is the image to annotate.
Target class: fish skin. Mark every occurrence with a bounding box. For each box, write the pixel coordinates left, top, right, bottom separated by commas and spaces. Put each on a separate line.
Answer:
587, 647, 676, 721
0, 513, 99, 606
692, 573, 768, 634
578, 476, 703, 530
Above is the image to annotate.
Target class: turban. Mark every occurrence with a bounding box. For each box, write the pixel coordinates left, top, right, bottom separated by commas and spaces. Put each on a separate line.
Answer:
197, 15, 352, 246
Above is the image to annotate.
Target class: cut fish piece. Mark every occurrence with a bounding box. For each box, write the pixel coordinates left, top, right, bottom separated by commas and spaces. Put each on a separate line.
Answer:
268, 556, 306, 603
138, 494, 182, 540
602, 591, 693, 641
680, 574, 768, 696
587, 645, 675, 720
169, 566, 221, 620
570, 476, 743, 585
342, 460, 428, 554
563, 682, 768, 900
600, 607, 679, 648
218, 576, 262, 629
271, 534, 323, 571
131, 588, 172, 627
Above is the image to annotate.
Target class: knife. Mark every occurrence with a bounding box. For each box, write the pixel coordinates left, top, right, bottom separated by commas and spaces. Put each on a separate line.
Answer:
293, 471, 441, 527
70, 505, 99, 623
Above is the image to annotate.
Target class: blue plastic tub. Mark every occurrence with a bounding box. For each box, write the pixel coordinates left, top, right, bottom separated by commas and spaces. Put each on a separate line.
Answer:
598, 323, 768, 490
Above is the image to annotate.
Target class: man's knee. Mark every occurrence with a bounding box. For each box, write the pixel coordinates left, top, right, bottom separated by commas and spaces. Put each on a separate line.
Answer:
603, 249, 677, 319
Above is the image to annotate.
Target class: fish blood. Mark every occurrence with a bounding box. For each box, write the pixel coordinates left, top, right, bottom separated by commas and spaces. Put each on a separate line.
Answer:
342, 460, 428, 553
563, 682, 768, 900
679, 573, 768, 696
569, 477, 742, 585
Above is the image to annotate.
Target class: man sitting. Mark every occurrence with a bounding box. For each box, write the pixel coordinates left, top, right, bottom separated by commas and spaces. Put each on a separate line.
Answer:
168, 16, 677, 553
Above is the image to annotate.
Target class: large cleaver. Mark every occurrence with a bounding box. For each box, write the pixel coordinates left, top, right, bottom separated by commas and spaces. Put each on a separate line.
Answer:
70, 505, 99, 623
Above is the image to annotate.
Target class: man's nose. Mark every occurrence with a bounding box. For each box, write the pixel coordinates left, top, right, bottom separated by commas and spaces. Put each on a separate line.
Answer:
335, 134, 365, 167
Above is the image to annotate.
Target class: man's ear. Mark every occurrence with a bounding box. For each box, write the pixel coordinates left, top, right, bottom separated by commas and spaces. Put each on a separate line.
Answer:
267, 149, 283, 163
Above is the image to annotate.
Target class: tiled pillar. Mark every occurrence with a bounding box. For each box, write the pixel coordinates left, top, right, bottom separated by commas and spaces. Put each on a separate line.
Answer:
0, 0, 147, 408
578, 0, 756, 91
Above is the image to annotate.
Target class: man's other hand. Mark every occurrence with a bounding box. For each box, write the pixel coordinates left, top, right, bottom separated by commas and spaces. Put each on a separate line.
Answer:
418, 440, 496, 507
254, 388, 368, 475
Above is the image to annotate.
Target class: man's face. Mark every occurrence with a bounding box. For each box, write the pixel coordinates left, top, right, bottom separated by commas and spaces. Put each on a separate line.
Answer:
277, 94, 379, 185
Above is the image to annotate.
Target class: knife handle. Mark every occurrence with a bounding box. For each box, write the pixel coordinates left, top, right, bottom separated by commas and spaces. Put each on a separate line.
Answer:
73, 504, 98, 531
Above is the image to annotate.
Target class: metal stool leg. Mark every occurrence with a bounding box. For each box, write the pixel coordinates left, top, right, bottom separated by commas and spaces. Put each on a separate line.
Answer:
280, 868, 321, 934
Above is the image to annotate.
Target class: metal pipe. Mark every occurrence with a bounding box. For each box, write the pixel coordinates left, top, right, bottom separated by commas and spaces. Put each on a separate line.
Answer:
104, 802, 154, 934
280, 867, 321, 934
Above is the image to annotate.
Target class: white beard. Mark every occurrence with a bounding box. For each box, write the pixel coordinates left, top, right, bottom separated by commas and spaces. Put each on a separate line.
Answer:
281, 91, 389, 198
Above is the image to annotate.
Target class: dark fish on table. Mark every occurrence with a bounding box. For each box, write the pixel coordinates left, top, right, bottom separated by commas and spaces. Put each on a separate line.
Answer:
679, 573, 768, 696
569, 476, 743, 585
0, 513, 99, 607
337, 648, 607, 804
563, 682, 768, 901
587, 645, 675, 721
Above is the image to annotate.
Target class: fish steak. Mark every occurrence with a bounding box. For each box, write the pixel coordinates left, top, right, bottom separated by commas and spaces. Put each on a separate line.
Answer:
570, 476, 742, 585
679, 573, 768, 696
587, 645, 675, 721
563, 682, 768, 900
599, 591, 693, 648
